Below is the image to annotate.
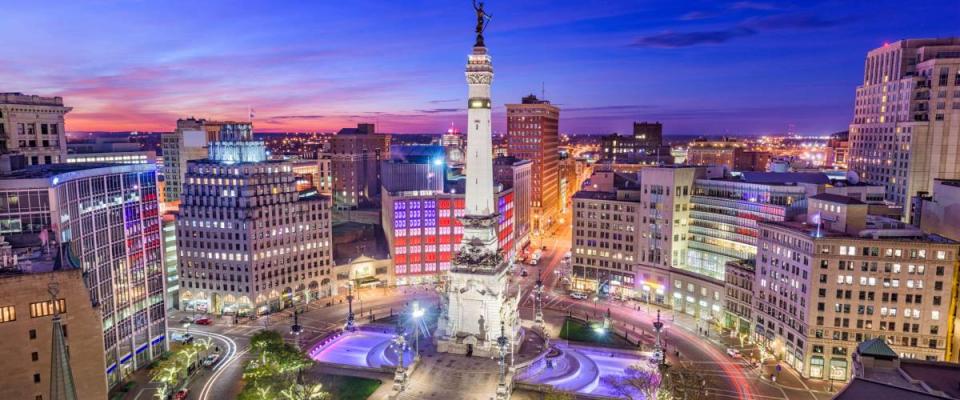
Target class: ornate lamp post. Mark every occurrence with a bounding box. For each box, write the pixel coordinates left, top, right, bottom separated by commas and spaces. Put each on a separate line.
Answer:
534, 275, 544, 328
411, 302, 424, 361
495, 321, 510, 400
291, 307, 304, 385
345, 282, 356, 331
653, 310, 668, 372
391, 319, 408, 393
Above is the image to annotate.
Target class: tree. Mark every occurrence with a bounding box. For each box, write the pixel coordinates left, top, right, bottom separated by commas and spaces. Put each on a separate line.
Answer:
240, 329, 327, 400
601, 364, 662, 400
542, 388, 576, 400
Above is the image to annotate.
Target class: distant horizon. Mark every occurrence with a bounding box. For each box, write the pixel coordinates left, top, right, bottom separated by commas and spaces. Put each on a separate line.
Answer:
5, 1, 956, 135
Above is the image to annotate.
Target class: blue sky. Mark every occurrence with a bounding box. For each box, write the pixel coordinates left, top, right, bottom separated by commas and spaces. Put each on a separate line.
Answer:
1, 0, 957, 135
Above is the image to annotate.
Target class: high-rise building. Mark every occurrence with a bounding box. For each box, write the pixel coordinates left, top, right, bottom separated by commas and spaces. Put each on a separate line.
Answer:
633, 121, 663, 149
0, 266, 108, 400
637, 166, 700, 269
437, 15, 520, 358
494, 156, 532, 250
328, 124, 391, 209
0, 92, 71, 165
0, 162, 166, 386
507, 94, 560, 234
162, 118, 222, 204
848, 39, 960, 210
754, 194, 959, 382
177, 124, 334, 315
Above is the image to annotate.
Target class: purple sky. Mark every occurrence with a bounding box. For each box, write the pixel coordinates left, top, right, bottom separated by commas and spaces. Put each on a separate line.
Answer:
2, 0, 958, 135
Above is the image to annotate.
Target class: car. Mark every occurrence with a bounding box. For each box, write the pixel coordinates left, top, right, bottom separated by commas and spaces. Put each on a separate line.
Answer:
194, 317, 212, 325
174, 389, 189, 400
178, 316, 193, 325
520, 269, 528, 278
172, 333, 194, 344
569, 292, 588, 300
202, 353, 221, 367
726, 348, 741, 358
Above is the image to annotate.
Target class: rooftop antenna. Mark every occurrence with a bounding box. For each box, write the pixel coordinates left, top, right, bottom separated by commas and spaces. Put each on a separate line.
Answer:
541, 81, 545, 100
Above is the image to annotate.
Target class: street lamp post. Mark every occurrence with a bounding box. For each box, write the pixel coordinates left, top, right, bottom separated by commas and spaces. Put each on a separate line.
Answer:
391, 318, 408, 394
534, 275, 544, 328
653, 310, 668, 372
495, 321, 510, 400
291, 307, 304, 385
346, 283, 356, 331
411, 302, 424, 360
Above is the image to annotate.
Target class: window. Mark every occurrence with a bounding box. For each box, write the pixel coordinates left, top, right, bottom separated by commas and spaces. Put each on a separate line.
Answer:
33, 373, 40, 383
29, 299, 65, 318
29, 329, 36, 340
0, 305, 14, 323
31, 352, 38, 362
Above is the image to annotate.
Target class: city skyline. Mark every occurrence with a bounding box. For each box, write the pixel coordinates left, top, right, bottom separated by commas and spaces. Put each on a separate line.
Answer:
2, 0, 958, 135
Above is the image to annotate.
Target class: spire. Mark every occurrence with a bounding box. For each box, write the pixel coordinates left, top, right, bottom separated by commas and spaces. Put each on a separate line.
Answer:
48, 283, 78, 400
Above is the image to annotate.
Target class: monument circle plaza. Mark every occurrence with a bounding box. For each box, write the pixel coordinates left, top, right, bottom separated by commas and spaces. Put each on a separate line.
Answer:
304, 3, 658, 399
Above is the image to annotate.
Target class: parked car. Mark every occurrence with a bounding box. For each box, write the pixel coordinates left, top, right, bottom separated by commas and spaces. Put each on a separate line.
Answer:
202, 353, 220, 367
569, 292, 588, 300
194, 317, 212, 325
726, 348, 741, 358
174, 389, 189, 400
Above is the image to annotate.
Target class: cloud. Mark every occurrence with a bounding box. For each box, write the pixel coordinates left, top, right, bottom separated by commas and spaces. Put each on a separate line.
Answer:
730, 1, 780, 11
415, 108, 461, 114
268, 115, 328, 120
633, 27, 756, 48
679, 11, 718, 21
633, 12, 853, 48
428, 98, 460, 104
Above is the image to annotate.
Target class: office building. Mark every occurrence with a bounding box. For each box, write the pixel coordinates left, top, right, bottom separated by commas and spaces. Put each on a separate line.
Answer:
0, 162, 166, 386
507, 94, 560, 234
754, 194, 958, 382
162, 118, 227, 204
382, 183, 516, 286
0, 92, 71, 165
328, 123, 391, 209
0, 265, 108, 400
724, 260, 756, 338
494, 156, 532, 250
633, 121, 663, 149
177, 124, 334, 315
848, 38, 960, 210
381, 145, 446, 194
686, 139, 747, 170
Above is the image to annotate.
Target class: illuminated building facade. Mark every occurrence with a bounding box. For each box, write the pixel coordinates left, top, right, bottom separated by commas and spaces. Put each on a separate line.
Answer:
0, 163, 166, 387
328, 123, 391, 209
755, 194, 959, 383
177, 125, 334, 316
382, 186, 515, 286
848, 39, 960, 210
507, 94, 560, 234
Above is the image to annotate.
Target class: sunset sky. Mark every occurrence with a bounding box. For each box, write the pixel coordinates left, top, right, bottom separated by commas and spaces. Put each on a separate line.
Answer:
2, 0, 958, 135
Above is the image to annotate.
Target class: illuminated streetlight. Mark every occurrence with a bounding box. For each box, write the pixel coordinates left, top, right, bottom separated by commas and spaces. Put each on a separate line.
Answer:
411, 302, 424, 359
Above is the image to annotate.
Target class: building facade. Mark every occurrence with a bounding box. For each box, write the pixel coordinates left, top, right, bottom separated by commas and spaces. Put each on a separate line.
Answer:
848, 38, 960, 210
0, 163, 167, 387
686, 139, 747, 170
507, 94, 560, 234
494, 156, 532, 251
177, 126, 334, 316
382, 187, 515, 286
0, 268, 108, 400
754, 196, 958, 382
328, 124, 391, 209
0, 92, 71, 166
162, 212, 180, 310
162, 118, 223, 204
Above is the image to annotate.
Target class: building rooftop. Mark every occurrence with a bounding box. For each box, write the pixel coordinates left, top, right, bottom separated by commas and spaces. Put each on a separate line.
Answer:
857, 338, 898, 359
739, 172, 831, 185
572, 191, 618, 201
493, 156, 532, 166
834, 378, 951, 400
762, 220, 957, 243
332, 222, 389, 265
0, 92, 66, 106
810, 193, 866, 205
